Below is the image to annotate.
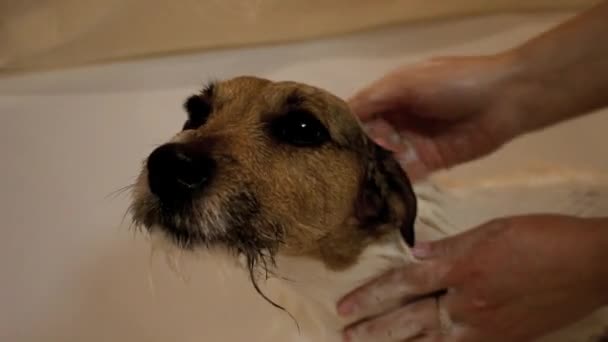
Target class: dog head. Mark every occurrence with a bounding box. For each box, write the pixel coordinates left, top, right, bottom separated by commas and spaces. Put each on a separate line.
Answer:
130, 76, 416, 274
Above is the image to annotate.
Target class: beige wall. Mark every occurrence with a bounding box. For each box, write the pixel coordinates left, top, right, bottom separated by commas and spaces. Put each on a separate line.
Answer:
0, 0, 598, 73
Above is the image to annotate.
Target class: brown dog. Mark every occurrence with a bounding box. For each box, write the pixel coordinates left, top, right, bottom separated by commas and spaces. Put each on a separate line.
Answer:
130, 76, 416, 271
130, 76, 608, 341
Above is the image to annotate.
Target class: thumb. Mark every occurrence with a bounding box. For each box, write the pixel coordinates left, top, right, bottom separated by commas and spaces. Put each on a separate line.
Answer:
412, 223, 496, 260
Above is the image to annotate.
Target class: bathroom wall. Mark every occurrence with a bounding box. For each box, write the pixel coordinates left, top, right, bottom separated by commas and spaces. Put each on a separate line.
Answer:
1, 0, 597, 72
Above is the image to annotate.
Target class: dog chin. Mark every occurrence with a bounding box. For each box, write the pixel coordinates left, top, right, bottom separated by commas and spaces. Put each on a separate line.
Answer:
146, 224, 279, 278
130, 197, 229, 249
134, 201, 280, 266
145, 228, 251, 280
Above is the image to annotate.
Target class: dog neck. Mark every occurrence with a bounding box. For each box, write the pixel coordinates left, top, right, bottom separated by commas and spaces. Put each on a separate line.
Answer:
268, 190, 448, 340
266, 172, 608, 341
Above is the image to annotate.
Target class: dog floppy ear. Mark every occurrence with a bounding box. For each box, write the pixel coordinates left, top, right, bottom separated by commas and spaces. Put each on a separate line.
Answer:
355, 142, 417, 246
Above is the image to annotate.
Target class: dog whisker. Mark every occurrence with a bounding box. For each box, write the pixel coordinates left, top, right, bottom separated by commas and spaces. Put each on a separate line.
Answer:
106, 183, 135, 200
121, 203, 135, 227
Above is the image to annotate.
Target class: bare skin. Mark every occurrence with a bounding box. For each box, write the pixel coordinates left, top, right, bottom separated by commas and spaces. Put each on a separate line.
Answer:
339, 216, 608, 341
339, 1, 608, 341
352, 1, 608, 181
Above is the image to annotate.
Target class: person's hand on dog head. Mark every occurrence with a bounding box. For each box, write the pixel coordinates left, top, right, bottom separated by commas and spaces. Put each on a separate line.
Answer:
349, 55, 521, 182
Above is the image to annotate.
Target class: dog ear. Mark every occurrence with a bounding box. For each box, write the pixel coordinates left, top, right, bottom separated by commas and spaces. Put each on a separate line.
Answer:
355, 142, 417, 246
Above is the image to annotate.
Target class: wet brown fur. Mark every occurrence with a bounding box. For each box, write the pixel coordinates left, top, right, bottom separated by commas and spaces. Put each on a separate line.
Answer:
130, 76, 416, 272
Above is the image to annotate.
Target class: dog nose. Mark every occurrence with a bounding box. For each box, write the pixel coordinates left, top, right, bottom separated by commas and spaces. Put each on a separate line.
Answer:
146, 143, 215, 202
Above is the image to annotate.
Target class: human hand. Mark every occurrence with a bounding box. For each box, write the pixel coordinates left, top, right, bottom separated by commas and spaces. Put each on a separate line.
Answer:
337, 215, 608, 341
350, 54, 526, 181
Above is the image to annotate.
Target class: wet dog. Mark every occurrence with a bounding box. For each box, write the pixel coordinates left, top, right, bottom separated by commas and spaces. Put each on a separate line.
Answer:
129, 76, 421, 340
130, 76, 608, 341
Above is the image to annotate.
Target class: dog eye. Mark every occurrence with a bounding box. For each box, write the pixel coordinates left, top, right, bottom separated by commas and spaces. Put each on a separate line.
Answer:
182, 95, 211, 130
270, 110, 330, 147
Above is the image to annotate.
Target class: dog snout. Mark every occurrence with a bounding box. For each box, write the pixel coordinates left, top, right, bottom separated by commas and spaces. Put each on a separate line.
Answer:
147, 143, 216, 203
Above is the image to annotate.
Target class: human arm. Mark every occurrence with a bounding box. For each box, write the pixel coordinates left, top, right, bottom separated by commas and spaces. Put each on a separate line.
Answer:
339, 2, 608, 340
338, 215, 608, 341
350, 0, 608, 180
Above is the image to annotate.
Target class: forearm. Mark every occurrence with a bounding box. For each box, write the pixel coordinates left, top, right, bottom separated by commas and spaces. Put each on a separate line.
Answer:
502, 0, 608, 133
